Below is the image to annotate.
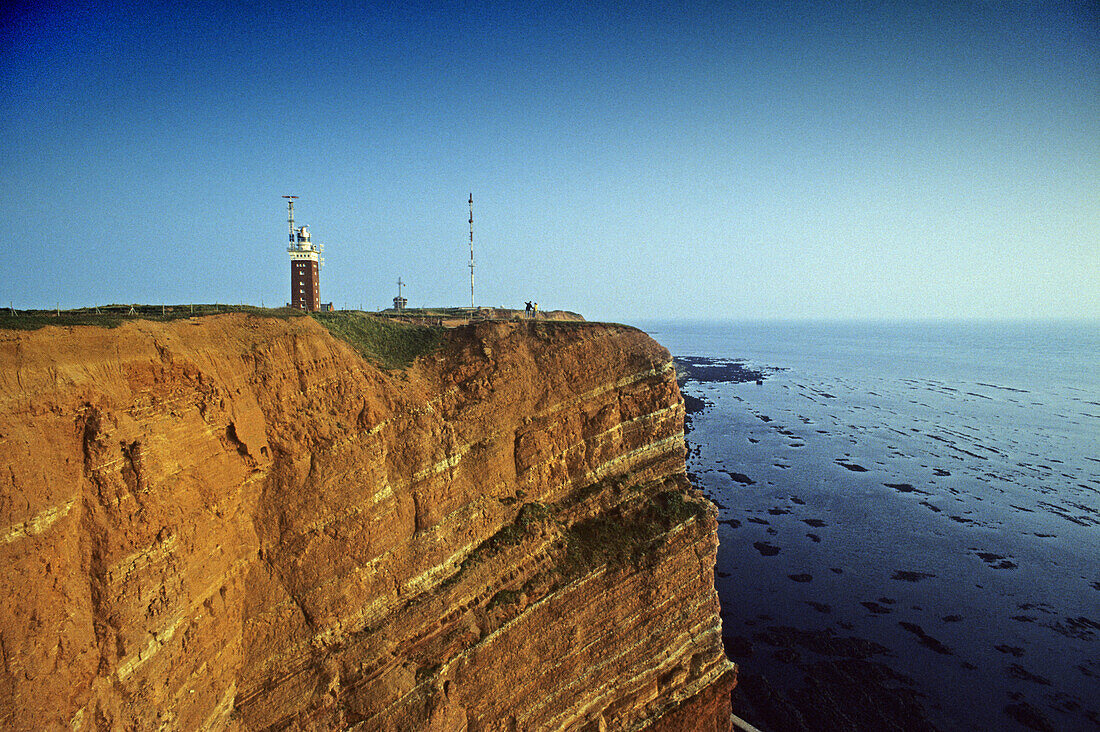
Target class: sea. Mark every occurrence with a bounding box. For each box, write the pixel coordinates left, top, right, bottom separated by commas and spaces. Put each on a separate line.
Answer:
636, 320, 1099, 732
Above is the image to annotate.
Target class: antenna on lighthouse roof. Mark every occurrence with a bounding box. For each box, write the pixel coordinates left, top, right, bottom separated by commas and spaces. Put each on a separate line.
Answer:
468, 193, 475, 309
282, 195, 298, 248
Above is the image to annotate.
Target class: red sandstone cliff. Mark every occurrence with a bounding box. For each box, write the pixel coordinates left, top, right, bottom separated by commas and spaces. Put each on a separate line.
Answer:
0, 314, 734, 730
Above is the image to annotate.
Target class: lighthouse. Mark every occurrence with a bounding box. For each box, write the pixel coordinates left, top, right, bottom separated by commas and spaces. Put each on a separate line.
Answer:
283, 195, 323, 311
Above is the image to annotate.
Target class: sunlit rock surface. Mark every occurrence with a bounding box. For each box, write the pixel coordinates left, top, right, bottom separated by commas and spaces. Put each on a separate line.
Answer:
0, 314, 734, 730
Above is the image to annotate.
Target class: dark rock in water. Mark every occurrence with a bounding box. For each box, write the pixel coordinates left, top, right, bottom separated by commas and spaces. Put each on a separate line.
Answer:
1004, 701, 1056, 732
730, 672, 812, 732
768, 507, 791, 515
898, 621, 953, 655
725, 471, 756, 485
1047, 616, 1100, 641
942, 615, 963, 622
933, 468, 952, 476
976, 551, 1018, 569
1006, 663, 1052, 685
1048, 691, 1082, 713
789, 496, 805, 505
773, 647, 801, 663
891, 570, 936, 582
733, 625, 937, 732
753, 542, 781, 557
1016, 602, 1054, 613
681, 392, 710, 415
836, 460, 869, 472
792, 659, 937, 732
752, 626, 891, 659
718, 518, 741, 529
788, 573, 813, 583
861, 601, 892, 615
884, 482, 929, 495
674, 356, 767, 385
723, 635, 754, 658
806, 533, 821, 543
803, 518, 828, 528
804, 601, 832, 614
995, 644, 1025, 657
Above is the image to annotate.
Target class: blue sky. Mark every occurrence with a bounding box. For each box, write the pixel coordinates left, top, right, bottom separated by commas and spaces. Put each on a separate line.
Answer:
2, 1, 1097, 321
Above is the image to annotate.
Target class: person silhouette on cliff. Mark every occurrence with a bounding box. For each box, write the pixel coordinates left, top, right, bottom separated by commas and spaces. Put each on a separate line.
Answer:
525, 301, 533, 318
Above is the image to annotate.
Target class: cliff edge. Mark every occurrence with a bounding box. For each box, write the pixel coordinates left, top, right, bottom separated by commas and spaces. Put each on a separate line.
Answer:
0, 314, 734, 730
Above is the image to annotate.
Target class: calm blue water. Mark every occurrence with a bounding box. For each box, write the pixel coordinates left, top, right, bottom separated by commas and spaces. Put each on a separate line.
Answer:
638, 320, 1100, 732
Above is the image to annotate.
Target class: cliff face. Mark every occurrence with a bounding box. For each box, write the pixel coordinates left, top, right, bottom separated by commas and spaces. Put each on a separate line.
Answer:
0, 314, 734, 730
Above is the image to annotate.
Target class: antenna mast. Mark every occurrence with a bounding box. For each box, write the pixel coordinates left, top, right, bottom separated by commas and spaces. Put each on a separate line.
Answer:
282, 195, 298, 248
468, 193, 475, 309
393, 276, 407, 311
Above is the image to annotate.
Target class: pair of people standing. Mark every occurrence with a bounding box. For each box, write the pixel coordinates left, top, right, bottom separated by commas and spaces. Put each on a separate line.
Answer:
524, 301, 539, 318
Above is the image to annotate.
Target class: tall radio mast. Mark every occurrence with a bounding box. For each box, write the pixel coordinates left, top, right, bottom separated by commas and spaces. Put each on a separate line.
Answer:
468, 193, 475, 309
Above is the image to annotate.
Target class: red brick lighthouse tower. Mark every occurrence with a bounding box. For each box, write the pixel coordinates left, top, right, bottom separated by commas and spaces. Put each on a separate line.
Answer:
283, 195, 323, 311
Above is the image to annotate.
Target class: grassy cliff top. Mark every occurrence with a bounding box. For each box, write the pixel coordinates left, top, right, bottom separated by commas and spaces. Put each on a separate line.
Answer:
0, 304, 307, 330
0, 305, 599, 371
310, 311, 444, 370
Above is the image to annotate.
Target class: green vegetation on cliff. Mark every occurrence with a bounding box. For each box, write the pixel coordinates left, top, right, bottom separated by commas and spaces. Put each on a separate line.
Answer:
310, 311, 444, 370
0, 304, 308, 331
562, 488, 708, 577
442, 477, 708, 602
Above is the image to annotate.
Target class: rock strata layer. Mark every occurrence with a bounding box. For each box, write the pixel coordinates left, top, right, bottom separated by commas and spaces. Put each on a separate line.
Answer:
0, 315, 734, 730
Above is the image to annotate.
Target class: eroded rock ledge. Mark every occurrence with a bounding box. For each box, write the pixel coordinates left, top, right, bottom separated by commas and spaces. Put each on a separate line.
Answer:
0, 314, 734, 730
